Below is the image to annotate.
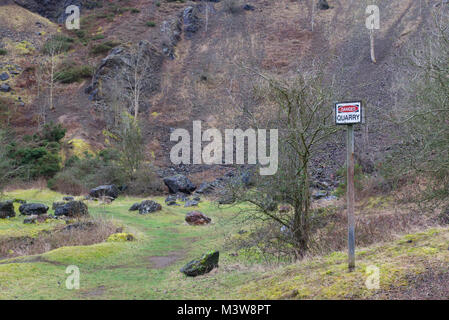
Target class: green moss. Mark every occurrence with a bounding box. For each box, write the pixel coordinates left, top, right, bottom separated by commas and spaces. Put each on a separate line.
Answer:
15, 41, 34, 55
107, 233, 135, 242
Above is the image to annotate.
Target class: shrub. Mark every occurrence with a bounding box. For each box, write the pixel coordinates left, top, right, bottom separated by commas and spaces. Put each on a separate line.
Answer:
130, 8, 140, 13
42, 35, 74, 54
7, 122, 66, 180
146, 21, 156, 27
0, 49, 7, 55
92, 34, 105, 40
55, 65, 93, 83
90, 41, 119, 55
125, 165, 165, 196
48, 150, 125, 195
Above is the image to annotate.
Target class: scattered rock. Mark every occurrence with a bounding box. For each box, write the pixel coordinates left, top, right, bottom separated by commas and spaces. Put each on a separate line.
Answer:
0, 83, 11, 92
185, 211, 211, 225
184, 200, 199, 207
52, 201, 66, 210
317, 0, 330, 10
243, 4, 255, 11
89, 185, 119, 200
192, 196, 201, 202
62, 221, 95, 231
165, 195, 178, 206
0, 201, 15, 218
138, 200, 162, 214
176, 193, 189, 202
163, 174, 196, 194
54, 201, 89, 217
0, 72, 9, 81
196, 182, 215, 194
19, 203, 49, 216
23, 214, 50, 224
180, 251, 219, 277
63, 196, 75, 201
312, 190, 328, 199
129, 203, 141, 211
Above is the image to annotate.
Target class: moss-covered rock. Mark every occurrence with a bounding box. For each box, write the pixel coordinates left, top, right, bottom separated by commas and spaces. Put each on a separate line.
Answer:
180, 250, 219, 277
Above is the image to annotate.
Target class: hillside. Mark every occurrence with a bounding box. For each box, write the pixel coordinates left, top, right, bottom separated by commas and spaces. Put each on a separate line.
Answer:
0, 0, 433, 178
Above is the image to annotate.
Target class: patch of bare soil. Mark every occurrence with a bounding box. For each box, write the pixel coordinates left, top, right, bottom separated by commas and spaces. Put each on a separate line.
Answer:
148, 251, 185, 269
81, 285, 107, 297
376, 267, 449, 300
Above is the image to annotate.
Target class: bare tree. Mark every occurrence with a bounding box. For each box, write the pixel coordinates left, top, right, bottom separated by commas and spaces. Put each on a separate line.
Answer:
224, 66, 339, 258
124, 42, 154, 121
38, 39, 65, 113
386, 6, 449, 213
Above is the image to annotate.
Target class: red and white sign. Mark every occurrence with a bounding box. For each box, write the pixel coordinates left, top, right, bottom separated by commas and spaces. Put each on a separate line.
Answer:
335, 101, 362, 125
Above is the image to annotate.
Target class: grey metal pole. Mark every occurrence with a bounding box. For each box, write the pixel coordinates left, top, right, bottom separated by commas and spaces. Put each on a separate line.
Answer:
347, 124, 355, 271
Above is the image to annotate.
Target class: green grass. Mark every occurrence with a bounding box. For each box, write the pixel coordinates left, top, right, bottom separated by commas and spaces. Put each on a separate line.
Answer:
1, 189, 448, 299
0, 189, 253, 299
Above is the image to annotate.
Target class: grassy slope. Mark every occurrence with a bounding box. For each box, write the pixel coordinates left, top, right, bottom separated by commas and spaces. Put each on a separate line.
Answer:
0, 189, 447, 299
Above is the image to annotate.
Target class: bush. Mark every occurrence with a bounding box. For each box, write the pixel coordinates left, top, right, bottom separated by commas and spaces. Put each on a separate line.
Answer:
92, 34, 105, 40
48, 150, 125, 195
0, 49, 7, 55
7, 122, 66, 180
146, 21, 156, 27
125, 165, 165, 196
55, 65, 93, 83
42, 35, 74, 54
90, 41, 119, 55
130, 8, 140, 13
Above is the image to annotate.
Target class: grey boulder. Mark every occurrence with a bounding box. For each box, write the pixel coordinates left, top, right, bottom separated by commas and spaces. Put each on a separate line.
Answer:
0, 201, 15, 218
19, 203, 49, 216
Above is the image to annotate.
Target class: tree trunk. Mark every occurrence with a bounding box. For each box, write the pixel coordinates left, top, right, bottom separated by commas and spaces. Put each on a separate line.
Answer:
370, 29, 376, 63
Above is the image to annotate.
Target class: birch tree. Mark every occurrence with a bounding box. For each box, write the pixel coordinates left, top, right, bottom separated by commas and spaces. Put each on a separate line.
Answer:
125, 42, 153, 121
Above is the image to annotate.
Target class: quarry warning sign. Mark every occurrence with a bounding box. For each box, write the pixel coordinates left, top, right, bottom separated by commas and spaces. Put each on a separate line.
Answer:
335, 101, 363, 125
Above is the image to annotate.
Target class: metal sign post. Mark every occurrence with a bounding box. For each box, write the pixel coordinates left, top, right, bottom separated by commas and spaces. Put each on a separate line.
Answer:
346, 124, 355, 271
335, 101, 363, 271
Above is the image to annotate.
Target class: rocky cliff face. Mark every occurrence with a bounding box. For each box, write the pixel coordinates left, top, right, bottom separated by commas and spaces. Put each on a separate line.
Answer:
13, 0, 83, 23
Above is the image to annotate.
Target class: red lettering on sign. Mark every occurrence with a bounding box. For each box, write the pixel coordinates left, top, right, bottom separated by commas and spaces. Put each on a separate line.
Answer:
338, 105, 359, 113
